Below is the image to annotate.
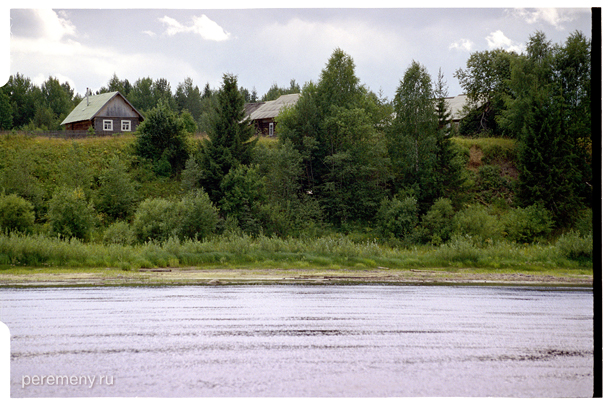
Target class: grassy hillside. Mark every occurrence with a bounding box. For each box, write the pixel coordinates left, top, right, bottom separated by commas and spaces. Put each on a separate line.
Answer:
0, 133, 592, 274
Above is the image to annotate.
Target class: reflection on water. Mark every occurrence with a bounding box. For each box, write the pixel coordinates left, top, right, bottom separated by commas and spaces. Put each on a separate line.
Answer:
1, 285, 593, 397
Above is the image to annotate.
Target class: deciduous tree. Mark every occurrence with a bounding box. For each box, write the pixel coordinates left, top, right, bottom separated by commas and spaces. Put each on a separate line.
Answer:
387, 61, 438, 208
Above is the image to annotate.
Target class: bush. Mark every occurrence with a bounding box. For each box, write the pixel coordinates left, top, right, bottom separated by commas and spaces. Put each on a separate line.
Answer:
181, 156, 203, 192
452, 204, 503, 243
220, 164, 267, 235
376, 195, 418, 241
474, 165, 513, 204
176, 189, 220, 240
102, 221, 135, 245
47, 186, 97, 241
420, 197, 455, 244
502, 204, 554, 243
572, 208, 592, 236
555, 231, 593, 262
94, 156, 138, 223
0, 152, 46, 217
135, 100, 189, 176
0, 194, 35, 233
132, 197, 180, 242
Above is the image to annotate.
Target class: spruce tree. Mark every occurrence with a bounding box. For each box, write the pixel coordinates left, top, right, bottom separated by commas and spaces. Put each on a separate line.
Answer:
433, 69, 465, 201
199, 73, 256, 204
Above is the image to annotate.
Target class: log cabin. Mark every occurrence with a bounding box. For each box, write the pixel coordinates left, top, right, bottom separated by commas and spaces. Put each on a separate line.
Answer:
247, 93, 300, 136
61, 90, 144, 134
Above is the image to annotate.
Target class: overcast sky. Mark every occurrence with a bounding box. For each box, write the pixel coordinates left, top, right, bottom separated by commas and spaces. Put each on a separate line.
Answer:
2, 2, 595, 100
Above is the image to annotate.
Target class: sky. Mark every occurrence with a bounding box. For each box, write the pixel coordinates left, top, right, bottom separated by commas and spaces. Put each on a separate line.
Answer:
1, 2, 596, 100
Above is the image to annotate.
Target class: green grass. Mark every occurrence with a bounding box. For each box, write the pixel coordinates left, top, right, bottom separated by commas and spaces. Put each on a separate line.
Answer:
0, 232, 592, 274
452, 136, 517, 164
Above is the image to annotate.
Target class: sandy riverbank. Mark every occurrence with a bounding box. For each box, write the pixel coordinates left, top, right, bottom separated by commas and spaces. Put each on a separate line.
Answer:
0, 267, 593, 288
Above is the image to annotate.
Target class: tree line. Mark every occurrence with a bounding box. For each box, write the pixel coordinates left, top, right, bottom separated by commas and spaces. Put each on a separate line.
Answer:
0, 30, 592, 247
133, 30, 591, 240
0, 71, 297, 134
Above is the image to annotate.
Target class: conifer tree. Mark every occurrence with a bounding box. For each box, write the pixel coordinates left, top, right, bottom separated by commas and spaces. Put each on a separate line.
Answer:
433, 69, 466, 201
199, 73, 256, 204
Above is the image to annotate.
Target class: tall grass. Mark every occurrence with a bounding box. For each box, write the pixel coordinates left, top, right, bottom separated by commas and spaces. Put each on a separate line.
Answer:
452, 136, 516, 163
0, 232, 592, 272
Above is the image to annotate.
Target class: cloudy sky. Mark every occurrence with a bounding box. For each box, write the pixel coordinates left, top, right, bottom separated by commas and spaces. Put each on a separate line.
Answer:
2, 2, 595, 100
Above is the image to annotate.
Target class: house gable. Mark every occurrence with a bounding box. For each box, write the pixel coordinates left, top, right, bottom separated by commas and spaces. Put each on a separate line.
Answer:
61, 91, 144, 133
97, 95, 140, 118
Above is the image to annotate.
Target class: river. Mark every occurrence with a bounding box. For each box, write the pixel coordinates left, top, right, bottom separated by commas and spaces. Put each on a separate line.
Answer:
0, 285, 593, 397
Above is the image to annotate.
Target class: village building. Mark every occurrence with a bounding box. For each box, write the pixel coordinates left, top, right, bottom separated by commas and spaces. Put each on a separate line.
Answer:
247, 93, 300, 136
443, 94, 471, 128
60, 90, 144, 134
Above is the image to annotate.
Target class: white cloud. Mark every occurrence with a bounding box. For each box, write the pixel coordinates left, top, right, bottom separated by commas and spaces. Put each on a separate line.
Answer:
159, 14, 230, 41
507, 8, 578, 30
10, 11, 202, 93
142, 30, 156, 38
449, 38, 474, 52
485, 30, 524, 53
256, 17, 407, 71
32, 9, 76, 42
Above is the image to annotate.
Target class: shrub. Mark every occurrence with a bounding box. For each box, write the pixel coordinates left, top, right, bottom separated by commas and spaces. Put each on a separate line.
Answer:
220, 164, 267, 235
452, 204, 503, 243
555, 231, 593, 262
132, 197, 181, 242
420, 197, 455, 244
0, 152, 46, 217
376, 195, 418, 241
0, 194, 35, 233
47, 186, 97, 241
94, 156, 138, 223
502, 204, 554, 243
135, 100, 189, 176
181, 156, 203, 192
102, 221, 135, 245
176, 189, 220, 240
572, 208, 592, 236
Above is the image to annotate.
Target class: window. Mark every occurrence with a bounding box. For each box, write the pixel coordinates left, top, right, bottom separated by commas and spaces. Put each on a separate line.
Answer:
121, 120, 131, 132
268, 122, 274, 136
103, 120, 113, 131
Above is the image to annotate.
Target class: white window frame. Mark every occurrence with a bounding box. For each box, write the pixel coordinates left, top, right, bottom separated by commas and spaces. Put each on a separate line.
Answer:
103, 120, 113, 131
121, 120, 131, 132
268, 122, 274, 136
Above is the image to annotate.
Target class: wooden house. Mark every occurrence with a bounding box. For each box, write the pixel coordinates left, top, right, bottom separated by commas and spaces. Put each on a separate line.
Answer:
61, 90, 144, 134
248, 93, 300, 136
443, 94, 472, 128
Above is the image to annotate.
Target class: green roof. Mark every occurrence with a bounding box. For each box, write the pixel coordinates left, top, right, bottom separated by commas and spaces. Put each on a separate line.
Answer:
60, 91, 143, 125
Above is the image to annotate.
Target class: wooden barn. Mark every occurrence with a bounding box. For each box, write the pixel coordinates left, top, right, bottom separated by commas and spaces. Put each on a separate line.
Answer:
248, 93, 300, 136
61, 90, 144, 134
443, 94, 472, 128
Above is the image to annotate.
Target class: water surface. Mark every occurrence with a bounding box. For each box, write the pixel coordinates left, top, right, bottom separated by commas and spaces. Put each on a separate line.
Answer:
1, 285, 593, 397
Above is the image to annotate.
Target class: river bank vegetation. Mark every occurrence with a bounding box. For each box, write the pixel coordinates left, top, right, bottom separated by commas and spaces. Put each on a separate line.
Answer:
0, 30, 593, 275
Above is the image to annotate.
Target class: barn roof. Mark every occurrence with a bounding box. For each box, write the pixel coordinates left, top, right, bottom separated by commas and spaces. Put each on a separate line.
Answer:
443, 94, 472, 121
60, 91, 144, 125
248, 93, 300, 121
244, 101, 265, 118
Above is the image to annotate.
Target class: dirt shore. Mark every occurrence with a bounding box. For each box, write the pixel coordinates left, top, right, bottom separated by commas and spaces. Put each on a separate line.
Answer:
0, 267, 593, 288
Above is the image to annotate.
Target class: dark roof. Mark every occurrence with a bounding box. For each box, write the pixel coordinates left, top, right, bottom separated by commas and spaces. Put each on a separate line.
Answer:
244, 102, 265, 118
